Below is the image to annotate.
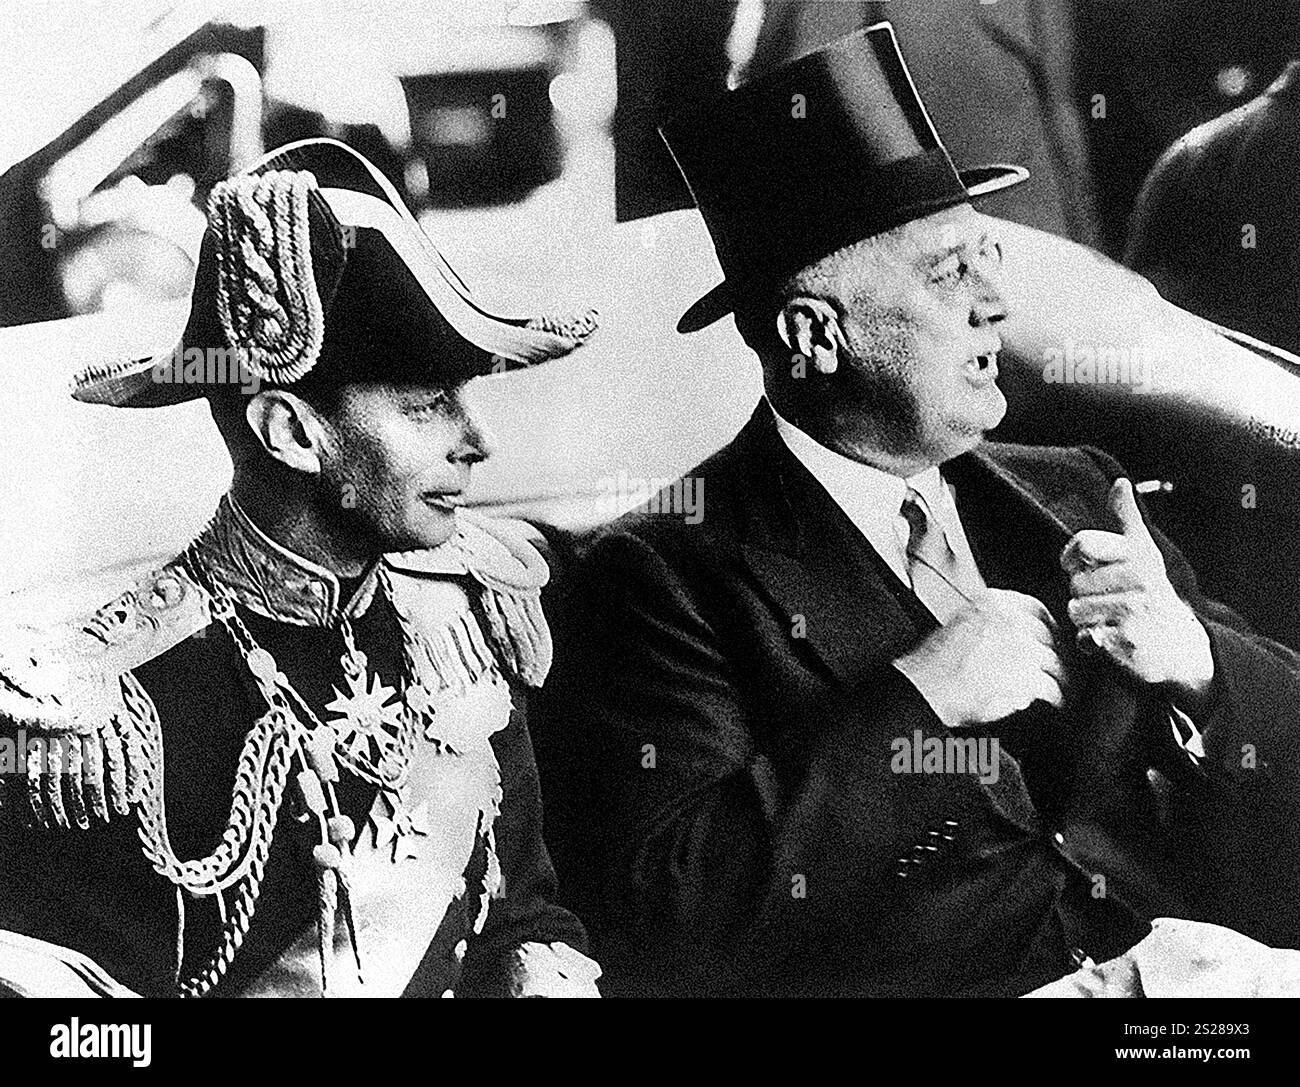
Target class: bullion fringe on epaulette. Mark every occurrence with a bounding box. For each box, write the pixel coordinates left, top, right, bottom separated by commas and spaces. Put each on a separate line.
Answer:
410, 610, 498, 703
408, 507, 555, 688
473, 582, 552, 688
17, 672, 139, 831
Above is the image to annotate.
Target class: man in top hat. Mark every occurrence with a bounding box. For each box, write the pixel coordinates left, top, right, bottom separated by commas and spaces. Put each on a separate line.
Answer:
536, 24, 1300, 996
0, 138, 602, 998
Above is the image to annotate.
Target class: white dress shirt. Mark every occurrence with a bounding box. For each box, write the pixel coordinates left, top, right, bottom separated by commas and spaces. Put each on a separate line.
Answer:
770, 403, 986, 595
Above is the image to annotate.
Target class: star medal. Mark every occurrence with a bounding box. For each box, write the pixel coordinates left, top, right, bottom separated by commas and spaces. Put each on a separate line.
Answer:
324, 647, 406, 781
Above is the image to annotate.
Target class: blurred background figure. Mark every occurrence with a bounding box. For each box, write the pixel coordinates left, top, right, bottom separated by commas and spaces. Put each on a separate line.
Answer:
1077, 0, 1300, 257
607, 0, 1099, 243
1124, 59, 1300, 356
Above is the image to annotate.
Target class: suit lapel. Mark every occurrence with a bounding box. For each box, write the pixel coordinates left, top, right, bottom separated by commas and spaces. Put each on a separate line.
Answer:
735, 406, 932, 687
957, 446, 1111, 547
947, 446, 1151, 823
946, 446, 1123, 624
948, 452, 1074, 623
733, 413, 1103, 684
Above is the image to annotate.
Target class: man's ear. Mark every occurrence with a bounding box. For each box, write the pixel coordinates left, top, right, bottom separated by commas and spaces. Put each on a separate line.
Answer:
244, 390, 327, 475
776, 298, 845, 375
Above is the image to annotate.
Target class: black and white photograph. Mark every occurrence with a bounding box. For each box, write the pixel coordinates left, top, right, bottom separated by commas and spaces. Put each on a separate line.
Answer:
1, 0, 1299, 1066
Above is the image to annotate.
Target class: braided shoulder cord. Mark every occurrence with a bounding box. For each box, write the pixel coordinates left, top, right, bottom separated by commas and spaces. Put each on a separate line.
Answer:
178, 722, 298, 998
128, 675, 291, 896
106, 552, 320, 997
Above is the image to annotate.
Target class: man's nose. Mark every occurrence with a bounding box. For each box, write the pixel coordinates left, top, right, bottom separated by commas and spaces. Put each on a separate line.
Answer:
449, 406, 496, 465
969, 272, 1009, 328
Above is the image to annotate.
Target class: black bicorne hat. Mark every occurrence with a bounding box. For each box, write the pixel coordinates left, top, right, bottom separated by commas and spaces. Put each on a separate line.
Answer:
660, 21, 1028, 333
72, 138, 598, 406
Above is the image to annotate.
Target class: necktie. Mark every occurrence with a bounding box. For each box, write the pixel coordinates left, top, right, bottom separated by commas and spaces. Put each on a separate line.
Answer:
900, 488, 974, 623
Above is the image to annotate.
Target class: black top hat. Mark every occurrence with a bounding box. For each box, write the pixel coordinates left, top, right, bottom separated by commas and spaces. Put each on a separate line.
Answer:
660, 22, 1028, 333
72, 139, 598, 407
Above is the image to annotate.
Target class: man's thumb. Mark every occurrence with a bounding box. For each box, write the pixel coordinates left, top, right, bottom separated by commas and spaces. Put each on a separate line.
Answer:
1109, 477, 1148, 537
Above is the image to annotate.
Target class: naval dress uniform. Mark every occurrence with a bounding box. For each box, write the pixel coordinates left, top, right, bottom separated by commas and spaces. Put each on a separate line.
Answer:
0, 497, 599, 997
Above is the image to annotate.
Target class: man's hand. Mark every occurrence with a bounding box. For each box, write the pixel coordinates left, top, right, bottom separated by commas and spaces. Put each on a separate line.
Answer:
1060, 477, 1214, 700
894, 589, 1067, 727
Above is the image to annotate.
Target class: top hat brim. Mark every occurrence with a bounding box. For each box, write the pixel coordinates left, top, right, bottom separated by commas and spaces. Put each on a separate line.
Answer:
72, 139, 598, 407
676, 163, 1030, 334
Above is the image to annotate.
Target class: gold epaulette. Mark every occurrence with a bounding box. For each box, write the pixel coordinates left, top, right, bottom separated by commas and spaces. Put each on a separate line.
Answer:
385, 510, 553, 688
0, 561, 211, 828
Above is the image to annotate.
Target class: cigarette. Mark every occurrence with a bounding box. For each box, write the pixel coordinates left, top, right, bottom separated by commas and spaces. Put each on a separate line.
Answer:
1134, 479, 1174, 495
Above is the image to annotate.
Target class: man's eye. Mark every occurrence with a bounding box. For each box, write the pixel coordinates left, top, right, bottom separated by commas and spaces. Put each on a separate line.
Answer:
930, 258, 963, 285
405, 397, 447, 416
405, 394, 451, 418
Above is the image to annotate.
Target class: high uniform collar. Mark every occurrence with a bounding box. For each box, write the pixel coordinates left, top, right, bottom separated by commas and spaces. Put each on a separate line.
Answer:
189, 494, 382, 628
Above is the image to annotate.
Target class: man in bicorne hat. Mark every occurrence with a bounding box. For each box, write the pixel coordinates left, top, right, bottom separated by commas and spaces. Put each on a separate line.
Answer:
0, 138, 601, 998
539, 24, 1300, 996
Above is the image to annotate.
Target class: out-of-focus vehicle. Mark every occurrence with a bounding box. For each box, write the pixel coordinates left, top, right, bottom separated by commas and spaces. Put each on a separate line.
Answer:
391, 2, 585, 208
260, 1, 587, 210
0, 3, 264, 327
41, 52, 263, 317
0, 1, 593, 328
399, 31, 564, 208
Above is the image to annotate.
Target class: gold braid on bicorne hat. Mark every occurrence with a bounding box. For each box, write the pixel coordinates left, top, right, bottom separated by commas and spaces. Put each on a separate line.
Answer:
210, 169, 328, 385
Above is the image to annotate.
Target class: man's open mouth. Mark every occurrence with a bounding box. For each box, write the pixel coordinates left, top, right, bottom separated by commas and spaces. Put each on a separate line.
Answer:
964, 352, 999, 388
422, 493, 464, 512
